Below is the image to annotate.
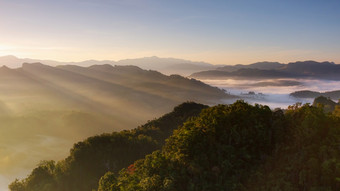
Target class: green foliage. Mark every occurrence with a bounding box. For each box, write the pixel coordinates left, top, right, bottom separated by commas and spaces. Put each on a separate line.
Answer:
246, 103, 340, 191
9, 161, 56, 191
55, 132, 158, 191
8, 179, 25, 191
98, 172, 118, 191
11, 100, 340, 191
313, 96, 339, 113
334, 105, 340, 117
9, 102, 206, 191
103, 101, 286, 190
132, 102, 208, 145
100, 101, 340, 191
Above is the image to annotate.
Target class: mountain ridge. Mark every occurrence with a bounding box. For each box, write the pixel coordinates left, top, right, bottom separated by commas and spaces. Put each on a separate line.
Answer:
290, 90, 340, 100
0, 55, 220, 76
190, 60, 340, 80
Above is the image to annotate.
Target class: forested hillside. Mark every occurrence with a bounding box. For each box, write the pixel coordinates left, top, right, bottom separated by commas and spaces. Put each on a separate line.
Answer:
9, 100, 340, 191
97, 101, 340, 191
9, 102, 207, 191
290, 90, 340, 100
312, 96, 340, 113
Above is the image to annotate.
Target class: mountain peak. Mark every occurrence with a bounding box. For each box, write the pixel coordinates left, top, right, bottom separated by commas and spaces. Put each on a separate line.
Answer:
0, 65, 12, 73
0, 55, 21, 67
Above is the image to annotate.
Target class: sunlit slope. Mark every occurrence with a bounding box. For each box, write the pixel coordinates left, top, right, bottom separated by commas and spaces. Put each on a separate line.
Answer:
0, 62, 230, 189
0, 65, 64, 114
1, 62, 230, 128
20, 63, 171, 122
58, 64, 228, 104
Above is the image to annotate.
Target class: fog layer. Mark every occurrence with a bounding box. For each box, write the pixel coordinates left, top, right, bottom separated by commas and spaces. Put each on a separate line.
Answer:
202, 79, 340, 108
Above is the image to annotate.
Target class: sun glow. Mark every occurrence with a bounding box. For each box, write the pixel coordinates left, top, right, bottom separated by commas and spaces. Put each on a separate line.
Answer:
0, 45, 17, 56
0, 45, 10, 51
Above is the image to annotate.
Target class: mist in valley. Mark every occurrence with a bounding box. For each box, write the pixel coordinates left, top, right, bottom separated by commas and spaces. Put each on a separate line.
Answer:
202, 78, 340, 108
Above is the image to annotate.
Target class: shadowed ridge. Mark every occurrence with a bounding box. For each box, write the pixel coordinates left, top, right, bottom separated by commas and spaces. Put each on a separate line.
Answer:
86, 64, 167, 82
216, 61, 284, 72
0, 64, 34, 80
0, 65, 16, 76
0, 65, 11, 70
59, 64, 230, 105
22, 62, 47, 68
190, 60, 340, 80
281, 60, 338, 71
290, 90, 340, 100
88, 64, 114, 71
2, 62, 232, 123
22, 63, 178, 115
279, 61, 340, 80
289, 60, 335, 65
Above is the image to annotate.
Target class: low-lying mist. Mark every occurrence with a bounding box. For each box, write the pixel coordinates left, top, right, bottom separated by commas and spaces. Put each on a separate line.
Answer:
202, 78, 340, 108
0, 110, 124, 189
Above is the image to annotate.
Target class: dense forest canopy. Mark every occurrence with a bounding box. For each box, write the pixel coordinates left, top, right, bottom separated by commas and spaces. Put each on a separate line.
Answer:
9, 100, 340, 191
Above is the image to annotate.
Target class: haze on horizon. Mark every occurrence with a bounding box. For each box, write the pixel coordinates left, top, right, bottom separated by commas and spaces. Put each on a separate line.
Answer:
1, 0, 340, 65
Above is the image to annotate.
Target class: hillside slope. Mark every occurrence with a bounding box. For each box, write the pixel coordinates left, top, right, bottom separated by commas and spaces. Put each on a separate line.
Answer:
10, 101, 340, 191
290, 90, 340, 100
9, 102, 207, 191
99, 101, 340, 191
0, 63, 231, 189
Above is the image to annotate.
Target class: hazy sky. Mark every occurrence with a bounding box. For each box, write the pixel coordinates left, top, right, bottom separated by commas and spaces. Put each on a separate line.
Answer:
1, 0, 340, 65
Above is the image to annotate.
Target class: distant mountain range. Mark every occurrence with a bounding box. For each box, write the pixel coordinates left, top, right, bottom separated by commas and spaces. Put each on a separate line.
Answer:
190, 61, 340, 80
290, 90, 340, 100
0, 55, 220, 76
0, 62, 232, 151
215, 61, 285, 72
4, 56, 339, 80
0, 62, 231, 120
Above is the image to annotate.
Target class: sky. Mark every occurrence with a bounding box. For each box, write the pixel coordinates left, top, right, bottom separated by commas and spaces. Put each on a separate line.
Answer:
1, 0, 340, 65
